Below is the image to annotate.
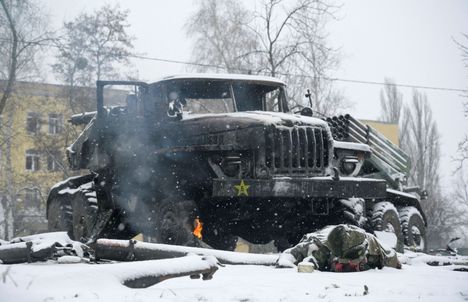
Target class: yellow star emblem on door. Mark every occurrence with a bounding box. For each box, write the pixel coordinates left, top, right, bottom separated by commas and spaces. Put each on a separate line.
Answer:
234, 180, 250, 196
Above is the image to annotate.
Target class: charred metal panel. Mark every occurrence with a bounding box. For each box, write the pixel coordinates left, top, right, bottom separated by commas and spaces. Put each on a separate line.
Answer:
264, 126, 330, 176
212, 177, 386, 199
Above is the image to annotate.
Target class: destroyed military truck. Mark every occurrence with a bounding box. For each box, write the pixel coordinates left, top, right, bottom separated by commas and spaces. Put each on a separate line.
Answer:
46, 74, 427, 252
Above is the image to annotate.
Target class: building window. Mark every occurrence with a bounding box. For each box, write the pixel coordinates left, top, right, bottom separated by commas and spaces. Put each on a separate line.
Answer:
26, 112, 41, 134
47, 151, 61, 171
25, 150, 40, 171
48, 113, 62, 134
24, 188, 41, 208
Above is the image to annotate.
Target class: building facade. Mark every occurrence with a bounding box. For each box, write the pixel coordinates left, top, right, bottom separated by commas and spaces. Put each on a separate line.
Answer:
0, 81, 95, 239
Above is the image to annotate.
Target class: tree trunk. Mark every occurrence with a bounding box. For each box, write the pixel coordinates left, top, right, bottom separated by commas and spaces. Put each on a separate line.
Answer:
0, 0, 19, 115
3, 106, 16, 239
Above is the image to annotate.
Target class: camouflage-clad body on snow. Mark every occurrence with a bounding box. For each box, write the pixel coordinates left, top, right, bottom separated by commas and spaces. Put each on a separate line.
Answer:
277, 224, 401, 271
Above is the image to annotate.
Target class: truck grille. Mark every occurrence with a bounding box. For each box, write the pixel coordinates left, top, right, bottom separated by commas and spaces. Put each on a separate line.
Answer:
265, 126, 329, 175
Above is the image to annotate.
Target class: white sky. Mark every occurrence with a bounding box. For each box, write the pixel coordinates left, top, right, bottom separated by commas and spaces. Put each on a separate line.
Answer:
45, 0, 468, 190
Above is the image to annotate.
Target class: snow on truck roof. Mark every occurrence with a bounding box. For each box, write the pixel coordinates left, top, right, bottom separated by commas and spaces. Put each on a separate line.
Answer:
154, 73, 286, 86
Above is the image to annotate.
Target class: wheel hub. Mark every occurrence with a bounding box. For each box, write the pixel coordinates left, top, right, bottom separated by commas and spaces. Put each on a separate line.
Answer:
384, 223, 396, 234
411, 225, 425, 250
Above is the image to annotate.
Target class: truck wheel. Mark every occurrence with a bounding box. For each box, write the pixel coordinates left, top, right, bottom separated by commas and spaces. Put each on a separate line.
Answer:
71, 185, 98, 242
399, 206, 426, 252
154, 198, 199, 246
371, 201, 404, 252
47, 194, 73, 234
334, 198, 366, 227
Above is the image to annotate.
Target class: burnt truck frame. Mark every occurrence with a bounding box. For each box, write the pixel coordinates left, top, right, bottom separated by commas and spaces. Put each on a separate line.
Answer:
46, 74, 427, 252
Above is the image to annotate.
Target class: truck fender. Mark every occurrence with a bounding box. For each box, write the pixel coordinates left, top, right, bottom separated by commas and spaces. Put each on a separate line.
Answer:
385, 188, 427, 225
46, 174, 95, 217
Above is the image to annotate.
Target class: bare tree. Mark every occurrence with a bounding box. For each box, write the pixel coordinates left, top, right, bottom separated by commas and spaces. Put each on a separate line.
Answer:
284, 0, 346, 115
185, 0, 258, 73
450, 169, 468, 243
53, 20, 94, 112
379, 74, 468, 247
454, 136, 468, 172
398, 90, 466, 247
53, 4, 135, 112
453, 33, 468, 170
379, 78, 403, 124
0, 103, 15, 239
453, 33, 468, 73
0, 0, 50, 239
0, 0, 51, 115
186, 0, 346, 115
401, 90, 440, 193
378, 77, 408, 146
423, 168, 468, 247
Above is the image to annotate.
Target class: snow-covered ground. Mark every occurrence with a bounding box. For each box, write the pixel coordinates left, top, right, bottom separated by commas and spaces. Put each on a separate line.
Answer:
1, 252, 468, 302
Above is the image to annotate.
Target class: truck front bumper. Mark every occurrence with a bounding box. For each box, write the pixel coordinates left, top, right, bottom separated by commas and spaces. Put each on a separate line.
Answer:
212, 177, 386, 199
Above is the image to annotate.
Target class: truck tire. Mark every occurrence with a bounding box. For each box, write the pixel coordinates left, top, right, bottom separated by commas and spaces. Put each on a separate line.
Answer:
47, 194, 73, 235
399, 206, 426, 252
334, 198, 367, 227
371, 201, 404, 252
71, 184, 98, 242
153, 198, 199, 246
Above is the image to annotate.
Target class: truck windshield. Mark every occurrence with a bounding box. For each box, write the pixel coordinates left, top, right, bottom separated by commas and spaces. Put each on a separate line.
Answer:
232, 82, 286, 112
164, 79, 287, 114
167, 80, 235, 114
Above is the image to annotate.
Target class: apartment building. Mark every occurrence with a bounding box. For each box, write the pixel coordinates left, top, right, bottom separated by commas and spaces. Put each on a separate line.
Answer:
0, 81, 95, 238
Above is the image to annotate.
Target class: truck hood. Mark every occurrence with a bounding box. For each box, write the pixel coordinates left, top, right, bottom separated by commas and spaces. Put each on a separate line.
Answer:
180, 111, 328, 133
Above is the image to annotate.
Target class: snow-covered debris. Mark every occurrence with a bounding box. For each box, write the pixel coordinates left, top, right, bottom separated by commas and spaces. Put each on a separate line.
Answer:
115, 255, 218, 288
276, 252, 297, 268
96, 238, 279, 266
0, 255, 219, 301
297, 261, 315, 273
0, 242, 34, 264
0, 232, 88, 264
398, 250, 468, 266
11, 232, 87, 258
57, 255, 83, 264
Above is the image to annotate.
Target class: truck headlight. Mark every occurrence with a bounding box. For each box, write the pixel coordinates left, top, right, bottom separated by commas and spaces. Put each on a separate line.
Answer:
341, 156, 359, 175
222, 156, 241, 177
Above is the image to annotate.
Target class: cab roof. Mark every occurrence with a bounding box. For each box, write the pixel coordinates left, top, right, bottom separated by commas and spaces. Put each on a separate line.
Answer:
152, 73, 286, 86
